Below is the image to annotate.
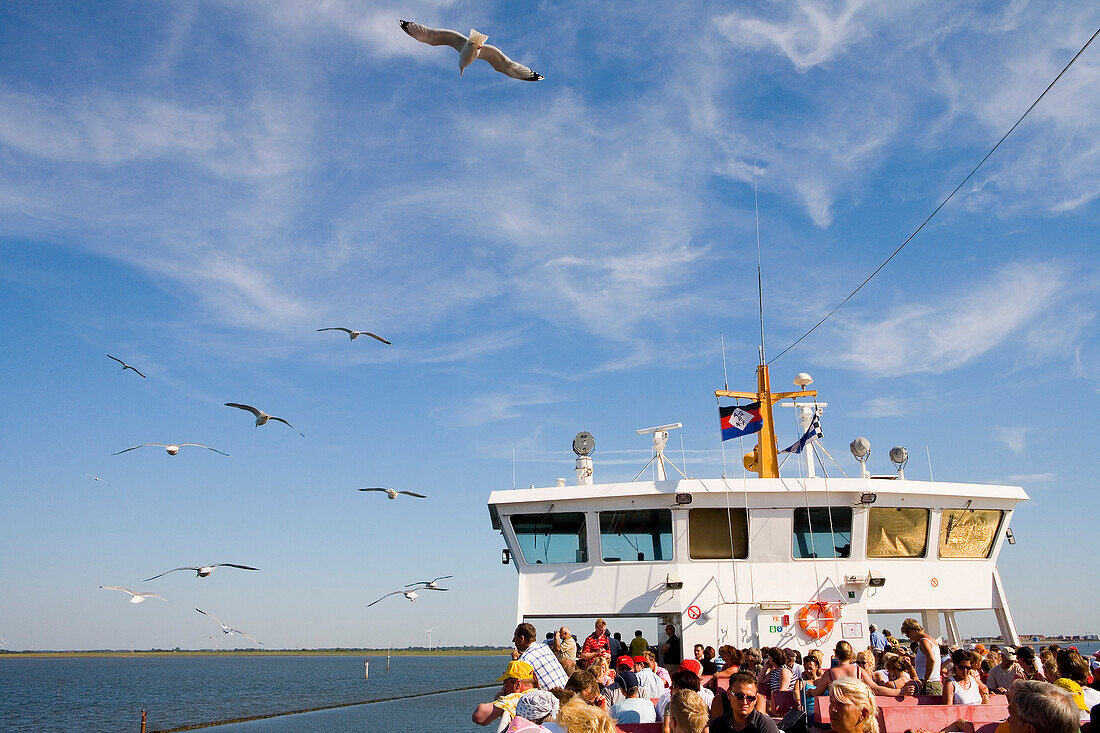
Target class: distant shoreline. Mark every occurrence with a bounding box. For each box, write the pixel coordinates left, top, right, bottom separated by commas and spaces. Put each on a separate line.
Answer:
0, 649, 511, 659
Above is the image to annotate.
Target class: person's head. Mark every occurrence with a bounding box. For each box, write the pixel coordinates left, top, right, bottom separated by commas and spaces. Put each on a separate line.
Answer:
1001, 649, 1017, 669
668, 689, 709, 733
514, 623, 537, 652
557, 697, 618, 733
1007, 679, 1080, 733
613, 632, 621, 641
726, 672, 759, 724
615, 670, 640, 698
516, 689, 560, 724
671, 668, 702, 692
635, 630, 643, 638
885, 655, 908, 679
869, 624, 877, 633
1054, 649, 1089, 684
665, 624, 676, 637
900, 618, 923, 641
564, 669, 601, 706
678, 659, 704, 682
768, 647, 786, 666
718, 645, 738, 664
615, 655, 635, 672
560, 626, 572, 640
589, 655, 609, 678
703, 645, 716, 661
1039, 650, 1057, 678
951, 650, 980, 680
498, 660, 536, 694
828, 676, 880, 733
1017, 646, 1036, 666
807, 649, 824, 667
595, 618, 607, 634
855, 649, 875, 670
804, 656, 821, 677
644, 650, 657, 668
694, 644, 705, 660
835, 640, 855, 662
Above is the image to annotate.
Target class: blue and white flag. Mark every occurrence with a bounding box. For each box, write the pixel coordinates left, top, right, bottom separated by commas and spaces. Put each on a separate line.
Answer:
781, 416, 823, 454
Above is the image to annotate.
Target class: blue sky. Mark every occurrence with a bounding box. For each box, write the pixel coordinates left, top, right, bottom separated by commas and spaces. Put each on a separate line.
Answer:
1, 1, 1098, 650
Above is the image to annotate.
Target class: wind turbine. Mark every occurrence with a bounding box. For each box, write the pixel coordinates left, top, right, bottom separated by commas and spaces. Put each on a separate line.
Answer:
0, 636, 8, 650
425, 627, 433, 652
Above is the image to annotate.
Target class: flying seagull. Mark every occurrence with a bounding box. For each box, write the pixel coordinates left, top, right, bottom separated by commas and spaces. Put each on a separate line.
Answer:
400, 20, 543, 81
85, 473, 109, 484
367, 589, 419, 607
224, 403, 299, 431
106, 354, 147, 378
405, 575, 452, 591
316, 327, 391, 344
143, 563, 259, 582
113, 443, 229, 456
100, 586, 168, 604
195, 609, 262, 645
359, 487, 426, 500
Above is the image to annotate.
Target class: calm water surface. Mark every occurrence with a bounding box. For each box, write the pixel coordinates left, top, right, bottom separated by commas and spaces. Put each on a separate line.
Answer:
0, 653, 506, 732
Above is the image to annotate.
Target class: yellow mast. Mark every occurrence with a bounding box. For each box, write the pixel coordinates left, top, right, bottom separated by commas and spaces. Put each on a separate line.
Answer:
715, 364, 817, 478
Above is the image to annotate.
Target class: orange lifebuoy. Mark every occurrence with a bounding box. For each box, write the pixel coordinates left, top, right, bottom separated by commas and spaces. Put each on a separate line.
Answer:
798, 601, 835, 639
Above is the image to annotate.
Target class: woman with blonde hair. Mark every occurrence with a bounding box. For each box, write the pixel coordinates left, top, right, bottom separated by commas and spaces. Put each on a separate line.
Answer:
555, 697, 618, 733
828, 677, 879, 733
667, 689, 709, 733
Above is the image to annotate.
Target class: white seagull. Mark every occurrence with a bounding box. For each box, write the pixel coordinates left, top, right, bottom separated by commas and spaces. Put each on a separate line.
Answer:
100, 586, 168, 604
405, 575, 452, 591
224, 403, 299, 431
106, 354, 147, 378
359, 487, 427, 500
113, 443, 229, 456
400, 20, 543, 81
195, 609, 262, 645
316, 327, 391, 344
85, 473, 109, 484
143, 563, 259, 582
367, 589, 419, 607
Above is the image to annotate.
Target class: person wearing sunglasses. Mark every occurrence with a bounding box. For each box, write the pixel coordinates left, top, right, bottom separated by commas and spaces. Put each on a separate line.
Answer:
944, 649, 989, 706
709, 672, 778, 733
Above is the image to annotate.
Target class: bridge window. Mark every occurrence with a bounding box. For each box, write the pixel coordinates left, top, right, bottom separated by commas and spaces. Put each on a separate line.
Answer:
599, 509, 673, 562
793, 507, 852, 559
939, 509, 1003, 558
867, 507, 929, 558
688, 508, 748, 559
510, 512, 588, 564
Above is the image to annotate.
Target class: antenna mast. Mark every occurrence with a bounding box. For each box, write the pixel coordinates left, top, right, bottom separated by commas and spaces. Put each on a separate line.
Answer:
754, 163, 765, 365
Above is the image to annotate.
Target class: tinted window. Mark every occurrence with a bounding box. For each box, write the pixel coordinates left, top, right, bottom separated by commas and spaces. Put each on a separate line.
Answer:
599, 509, 673, 561
510, 512, 588, 564
689, 508, 749, 559
793, 507, 852, 559
867, 507, 929, 558
939, 509, 1003, 558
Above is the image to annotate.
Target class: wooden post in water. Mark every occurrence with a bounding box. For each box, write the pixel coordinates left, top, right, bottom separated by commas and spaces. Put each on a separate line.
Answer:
387, 649, 390, 670
364, 658, 369, 679
140, 709, 147, 733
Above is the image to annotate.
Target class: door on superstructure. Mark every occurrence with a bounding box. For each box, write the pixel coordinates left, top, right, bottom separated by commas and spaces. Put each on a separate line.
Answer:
716, 603, 754, 650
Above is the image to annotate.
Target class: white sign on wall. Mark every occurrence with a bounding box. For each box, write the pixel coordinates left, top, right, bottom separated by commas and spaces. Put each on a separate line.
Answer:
841, 622, 863, 639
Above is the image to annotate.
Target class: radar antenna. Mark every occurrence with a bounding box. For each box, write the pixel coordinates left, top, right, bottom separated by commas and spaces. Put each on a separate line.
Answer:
632, 423, 689, 482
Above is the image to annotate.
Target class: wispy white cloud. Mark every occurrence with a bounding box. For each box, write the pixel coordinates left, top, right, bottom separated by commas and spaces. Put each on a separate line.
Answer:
823, 262, 1090, 376
449, 390, 562, 426
857, 396, 913, 418
993, 425, 1027, 454
1003, 472, 1057, 484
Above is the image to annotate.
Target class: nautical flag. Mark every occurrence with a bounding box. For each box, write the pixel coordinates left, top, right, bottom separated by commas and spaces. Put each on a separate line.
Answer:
719, 402, 763, 441
781, 416, 823, 454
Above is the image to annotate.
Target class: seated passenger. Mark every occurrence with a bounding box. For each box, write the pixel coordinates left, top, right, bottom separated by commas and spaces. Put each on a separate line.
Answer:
709, 672, 779, 733
943, 650, 989, 705
668, 689, 710, 733
608, 671, 657, 724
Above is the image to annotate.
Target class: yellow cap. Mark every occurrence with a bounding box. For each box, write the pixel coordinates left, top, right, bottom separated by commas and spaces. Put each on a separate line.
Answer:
497, 660, 535, 682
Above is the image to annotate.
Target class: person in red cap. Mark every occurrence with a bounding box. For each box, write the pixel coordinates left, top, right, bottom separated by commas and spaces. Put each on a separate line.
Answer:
634, 654, 663, 698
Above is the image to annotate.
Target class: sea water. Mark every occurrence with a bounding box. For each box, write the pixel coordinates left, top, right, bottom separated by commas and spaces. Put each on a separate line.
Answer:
0, 653, 506, 732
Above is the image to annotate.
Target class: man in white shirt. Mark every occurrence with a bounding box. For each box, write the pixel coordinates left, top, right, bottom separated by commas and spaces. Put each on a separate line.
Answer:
987, 648, 1024, 695
634, 655, 664, 699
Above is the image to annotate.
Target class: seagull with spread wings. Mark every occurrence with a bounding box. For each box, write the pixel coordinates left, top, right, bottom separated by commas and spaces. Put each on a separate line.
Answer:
359, 487, 427, 500
113, 443, 229, 456
143, 563, 259, 582
195, 609, 262, 645
367, 589, 419, 607
406, 575, 452, 591
100, 586, 168, 604
316, 327, 391, 344
400, 20, 543, 81
224, 403, 299, 430
106, 354, 147, 378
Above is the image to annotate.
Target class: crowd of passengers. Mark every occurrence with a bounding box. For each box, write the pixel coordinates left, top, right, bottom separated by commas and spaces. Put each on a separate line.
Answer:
472, 617, 1099, 733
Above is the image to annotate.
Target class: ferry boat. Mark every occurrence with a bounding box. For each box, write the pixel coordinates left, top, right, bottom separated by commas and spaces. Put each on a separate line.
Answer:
487, 364, 1025, 659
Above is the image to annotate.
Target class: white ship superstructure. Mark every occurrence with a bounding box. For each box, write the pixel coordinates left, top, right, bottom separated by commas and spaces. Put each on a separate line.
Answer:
487, 366, 1025, 657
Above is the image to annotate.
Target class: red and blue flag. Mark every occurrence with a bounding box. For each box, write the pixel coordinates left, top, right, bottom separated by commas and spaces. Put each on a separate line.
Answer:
719, 402, 763, 441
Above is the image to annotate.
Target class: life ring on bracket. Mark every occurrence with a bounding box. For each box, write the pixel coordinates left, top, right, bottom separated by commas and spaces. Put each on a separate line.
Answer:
798, 601, 836, 639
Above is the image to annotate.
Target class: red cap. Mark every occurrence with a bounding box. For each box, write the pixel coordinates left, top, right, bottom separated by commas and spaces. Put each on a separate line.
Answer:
679, 659, 703, 676
633, 655, 647, 664
616, 655, 635, 669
